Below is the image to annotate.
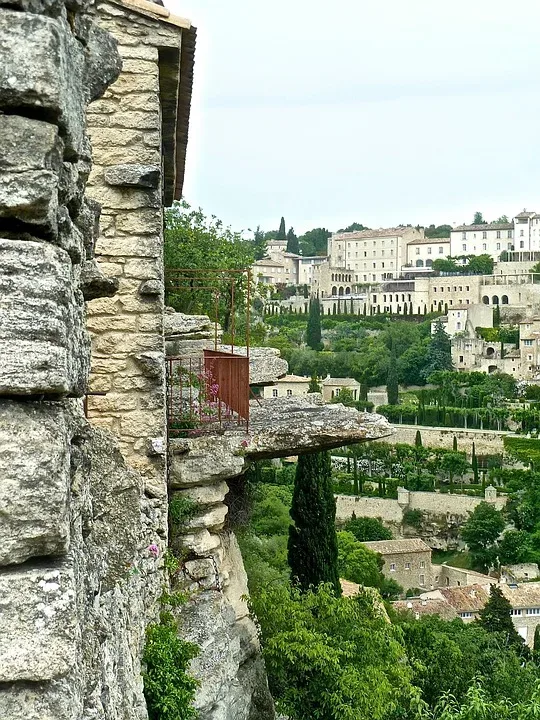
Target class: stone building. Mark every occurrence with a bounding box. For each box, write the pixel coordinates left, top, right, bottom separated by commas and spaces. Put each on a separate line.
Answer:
405, 236, 450, 271
362, 539, 433, 591
85, 0, 196, 497
450, 222, 514, 261
399, 582, 540, 647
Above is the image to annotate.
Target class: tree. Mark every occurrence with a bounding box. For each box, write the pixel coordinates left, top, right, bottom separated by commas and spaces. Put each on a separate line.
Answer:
288, 451, 341, 595
478, 584, 526, 651
344, 516, 392, 542
337, 531, 384, 587
534, 625, 540, 658
424, 224, 452, 238
387, 343, 399, 405
331, 387, 356, 407
337, 222, 369, 233
432, 257, 459, 273
473, 211, 486, 225
305, 298, 323, 351
422, 320, 453, 379
298, 228, 331, 257
308, 372, 322, 393
453, 435, 458, 451
461, 502, 505, 570
277, 216, 286, 241
468, 253, 494, 275
286, 227, 299, 254
415, 430, 423, 448
472, 442, 479, 485
251, 226, 267, 260
498, 529, 532, 565
164, 201, 254, 327
441, 452, 469, 493
495, 215, 509, 224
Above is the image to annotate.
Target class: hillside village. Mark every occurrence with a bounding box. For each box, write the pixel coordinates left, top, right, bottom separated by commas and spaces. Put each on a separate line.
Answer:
5, 0, 540, 718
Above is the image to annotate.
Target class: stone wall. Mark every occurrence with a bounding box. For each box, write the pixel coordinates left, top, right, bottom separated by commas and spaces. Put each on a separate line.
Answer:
0, 5, 169, 718
86, 0, 192, 497
390, 425, 507, 456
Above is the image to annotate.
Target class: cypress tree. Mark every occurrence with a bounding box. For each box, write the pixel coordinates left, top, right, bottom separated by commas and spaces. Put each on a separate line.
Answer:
286, 227, 299, 254
534, 625, 540, 659
472, 442, 479, 484
415, 430, 422, 448
305, 298, 323, 350
288, 451, 341, 595
308, 372, 322, 393
387, 343, 399, 406
277, 216, 286, 241
453, 435, 458, 451
478, 584, 526, 652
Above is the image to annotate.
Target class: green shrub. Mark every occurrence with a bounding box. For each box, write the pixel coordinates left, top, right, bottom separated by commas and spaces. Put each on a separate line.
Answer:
403, 509, 424, 530
143, 614, 199, 720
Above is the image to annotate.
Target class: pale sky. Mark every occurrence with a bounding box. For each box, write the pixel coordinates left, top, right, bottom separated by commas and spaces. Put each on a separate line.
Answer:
169, 0, 540, 236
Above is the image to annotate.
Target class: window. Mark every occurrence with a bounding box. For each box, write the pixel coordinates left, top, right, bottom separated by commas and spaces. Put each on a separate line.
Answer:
286, 389, 292, 397
520, 241, 525, 248
390, 563, 396, 572
439, 246, 444, 254
462, 232, 466, 239
520, 229, 524, 237
482, 243, 487, 250
405, 562, 411, 570
459, 355, 464, 363
466, 285, 470, 291
496, 242, 501, 250
272, 389, 278, 397
508, 230, 513, 238
462, 244, 467, 251
512, 609, 523, 616
526, 608, 540, 615
456, 322, 461, 330
420, 561, 425, 569
524, 339, 533, 346
483, 231, 487, 239
497, 230, 501, 239
460, 612, 473, 619
415, 247, 420, 255
428, 247, 432, 254
420, 574, 425, 586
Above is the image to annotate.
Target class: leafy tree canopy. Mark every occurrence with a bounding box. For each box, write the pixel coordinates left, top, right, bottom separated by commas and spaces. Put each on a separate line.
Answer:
337, 222, 370, 233
473, 211, 486, 224
344, 515, 392, 542
298, 227, 331, 257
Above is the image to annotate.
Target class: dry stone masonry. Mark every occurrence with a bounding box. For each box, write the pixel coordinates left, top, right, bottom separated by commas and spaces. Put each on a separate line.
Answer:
0, 3, 166, 719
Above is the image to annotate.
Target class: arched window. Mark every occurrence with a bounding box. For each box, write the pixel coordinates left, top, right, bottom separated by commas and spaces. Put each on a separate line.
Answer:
502, 295, 509, 304
345, 287, 351, 295
482, 295, 489, 305
488, 365, 497, 374
416, 259, 424, 267
486, 347, 495, 358
492, 295, 499, 305
426, 259, 433, 267
338, 287, 344, 296
332, 286, 337, 296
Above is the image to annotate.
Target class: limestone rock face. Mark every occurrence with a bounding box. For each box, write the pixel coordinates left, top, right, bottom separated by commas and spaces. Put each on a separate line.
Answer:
104, 164, 160, 189
0, 401, 71, 566
216, 345, 288, 385
0, 239, 89, 396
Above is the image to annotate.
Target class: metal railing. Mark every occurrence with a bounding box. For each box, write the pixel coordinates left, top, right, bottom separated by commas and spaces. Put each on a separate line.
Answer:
166, 350, 249, 437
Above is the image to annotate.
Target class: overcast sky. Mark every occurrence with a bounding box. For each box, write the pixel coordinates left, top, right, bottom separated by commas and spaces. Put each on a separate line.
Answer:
169, 0, 540, 236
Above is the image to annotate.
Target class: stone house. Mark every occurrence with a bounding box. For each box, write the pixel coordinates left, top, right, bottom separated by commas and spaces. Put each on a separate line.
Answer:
402, 582, 540, 647
260, 374, 361, 402
405, 236, 450, 271
362, 538, 433, 592
85, 0, 196, 497
450, 222, 514, 261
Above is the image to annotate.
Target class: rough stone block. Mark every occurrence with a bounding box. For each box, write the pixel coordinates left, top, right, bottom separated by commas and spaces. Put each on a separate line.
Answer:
0, 239, 89, 396
0, 563, 77, 682
0, 11, 85, 157
0, 116, 63, 173
0, 170, 59, 232
0, 401, 71, 566
0, 677, 81, 720
104, 163, 160, 188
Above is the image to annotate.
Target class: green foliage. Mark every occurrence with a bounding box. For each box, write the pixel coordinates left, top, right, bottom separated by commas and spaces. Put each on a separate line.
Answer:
504, 437, 540, 469
286, 227, 299, 254
415, 430, 423, 447
330, 386, 357, 407
250, 583, 413, 720
461, 502, 505, 569
305, 298, 323, 350
403, 509, 424, 531
387, 343, 399, 405
143, 615, 199, 720
473, 211, 486, 224
343, 515, 392, 542
277, 216, 286, 241
169, 496, 197, 527
288, 452, 341, 595
478, 584, 527, 653
337, 221, 369, 233
337, 531, 384, 587
422, 320, 453, 379
308, 372, 322, 393
424, 224, 452, 238
298, 227, 331, 256
498, 530, 534, 565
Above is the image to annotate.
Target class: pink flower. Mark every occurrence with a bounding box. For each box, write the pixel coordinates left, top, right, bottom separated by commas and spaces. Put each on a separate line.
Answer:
241, 439, 249, 448
147, 543, 159, 558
